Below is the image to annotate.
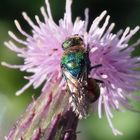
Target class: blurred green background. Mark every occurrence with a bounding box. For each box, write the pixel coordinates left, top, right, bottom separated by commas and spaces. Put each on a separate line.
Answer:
0, 0, 140, 140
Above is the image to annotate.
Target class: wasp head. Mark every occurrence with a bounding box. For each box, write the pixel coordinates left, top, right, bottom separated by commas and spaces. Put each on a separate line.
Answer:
62, 35, 84, 50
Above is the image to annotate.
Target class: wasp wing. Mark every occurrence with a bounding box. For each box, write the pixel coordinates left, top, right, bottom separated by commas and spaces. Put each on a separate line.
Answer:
62, 67, 89, 118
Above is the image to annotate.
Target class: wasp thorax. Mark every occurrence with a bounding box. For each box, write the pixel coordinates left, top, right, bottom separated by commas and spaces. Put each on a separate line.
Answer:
62, 35, 84, 50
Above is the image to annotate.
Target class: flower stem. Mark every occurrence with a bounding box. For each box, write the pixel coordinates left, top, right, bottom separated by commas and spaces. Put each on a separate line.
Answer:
6, 82, 79, 140
47, 108, 79, 140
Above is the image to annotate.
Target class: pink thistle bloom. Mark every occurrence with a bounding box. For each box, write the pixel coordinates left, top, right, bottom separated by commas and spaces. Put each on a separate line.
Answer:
2, 0, 140, 136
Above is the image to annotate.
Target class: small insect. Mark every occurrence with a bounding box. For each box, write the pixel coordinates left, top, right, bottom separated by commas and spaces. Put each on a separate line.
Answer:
61, 35, 101, 118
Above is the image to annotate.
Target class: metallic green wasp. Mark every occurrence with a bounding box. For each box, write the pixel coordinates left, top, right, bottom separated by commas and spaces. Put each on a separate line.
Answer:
61, 35, 101, 118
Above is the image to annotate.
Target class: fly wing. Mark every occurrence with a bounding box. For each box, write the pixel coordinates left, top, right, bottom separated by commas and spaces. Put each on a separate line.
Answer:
62, 67, 89, 118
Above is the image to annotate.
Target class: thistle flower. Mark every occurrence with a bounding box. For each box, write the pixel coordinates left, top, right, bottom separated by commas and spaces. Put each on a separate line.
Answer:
2, 0, 140, 137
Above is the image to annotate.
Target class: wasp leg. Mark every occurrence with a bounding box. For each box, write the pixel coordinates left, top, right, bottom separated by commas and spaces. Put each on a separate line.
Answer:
94, 79, 104, 83
90, 64, 102, 71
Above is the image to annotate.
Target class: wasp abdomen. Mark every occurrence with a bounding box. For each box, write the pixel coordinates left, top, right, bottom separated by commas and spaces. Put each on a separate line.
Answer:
86, 78, 100, 103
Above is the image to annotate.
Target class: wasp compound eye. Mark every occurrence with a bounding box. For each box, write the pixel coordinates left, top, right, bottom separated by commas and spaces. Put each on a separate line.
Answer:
62, 40, 72, 50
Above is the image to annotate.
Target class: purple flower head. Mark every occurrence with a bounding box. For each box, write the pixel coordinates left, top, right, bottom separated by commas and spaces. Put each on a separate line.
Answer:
2, 0, 140, 136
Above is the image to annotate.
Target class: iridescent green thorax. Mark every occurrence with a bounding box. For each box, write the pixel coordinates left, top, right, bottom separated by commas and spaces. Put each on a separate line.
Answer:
61, 46, 87, 78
